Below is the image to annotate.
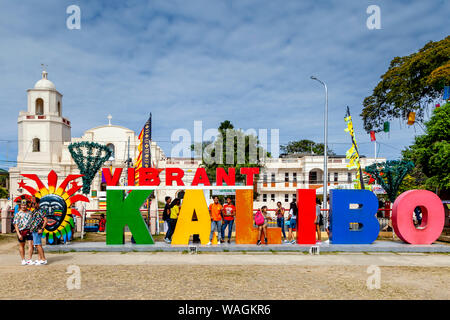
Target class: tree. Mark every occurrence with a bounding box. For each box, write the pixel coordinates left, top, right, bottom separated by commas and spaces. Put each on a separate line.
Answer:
365, 160, 414, 202
401, 102, 450, 194
0, 187, 8, 199
281, 139, 335, 155
361, 36, 450, 132
193, 120, 267, 184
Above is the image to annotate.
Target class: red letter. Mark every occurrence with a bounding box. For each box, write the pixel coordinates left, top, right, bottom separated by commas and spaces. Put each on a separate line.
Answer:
102, 168, 123, 186
127, 168, 135, 186
392, 190, 445, 244
216, 167, 235, 186
166, 168, 185, 186
297, 189, 317, 244
139, 168, 161, 186
240, 167, 259, 186
191, 168, 211, 186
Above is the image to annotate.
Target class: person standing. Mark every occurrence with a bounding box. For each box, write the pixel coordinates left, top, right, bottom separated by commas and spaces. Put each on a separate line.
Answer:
287, 201, 298, 244
13, 199, 33, 265
98, 214, 106, 232
221, 196, 236, 244
207, 196, 223, 245
315, 198, 322, 243
29, 197, 48, 265
163, 196, 172, 243
256, 206, 272, 245
275, 201, 287, 242
165, 198, 180, 243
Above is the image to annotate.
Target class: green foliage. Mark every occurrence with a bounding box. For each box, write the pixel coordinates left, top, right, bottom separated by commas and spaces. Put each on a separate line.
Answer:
0, 187, 8, 199
402, 102, 450, 192
193, 120, 267, 184
280, 139, 335, 155
361, 36, 450, 132
68, 142, 112, 194
365, 160, 414, 202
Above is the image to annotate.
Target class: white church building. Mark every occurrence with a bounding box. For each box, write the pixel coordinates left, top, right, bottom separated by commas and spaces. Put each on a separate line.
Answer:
8, 70, 171, 211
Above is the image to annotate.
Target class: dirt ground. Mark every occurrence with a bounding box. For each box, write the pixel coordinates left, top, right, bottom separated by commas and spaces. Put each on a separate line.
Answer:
0, 234, 449, 300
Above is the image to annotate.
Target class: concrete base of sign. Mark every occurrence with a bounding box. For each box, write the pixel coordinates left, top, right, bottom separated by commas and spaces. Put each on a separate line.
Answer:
43, 240, 450, 253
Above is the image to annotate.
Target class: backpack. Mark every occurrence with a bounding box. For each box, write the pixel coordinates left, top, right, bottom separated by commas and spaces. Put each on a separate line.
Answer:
254, 211, 265, 226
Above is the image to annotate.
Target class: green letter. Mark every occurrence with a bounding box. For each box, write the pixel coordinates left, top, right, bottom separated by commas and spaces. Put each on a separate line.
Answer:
106, 190, 154, 245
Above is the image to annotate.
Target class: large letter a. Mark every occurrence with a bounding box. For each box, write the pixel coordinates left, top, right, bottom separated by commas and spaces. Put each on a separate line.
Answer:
171, 190, 211, 245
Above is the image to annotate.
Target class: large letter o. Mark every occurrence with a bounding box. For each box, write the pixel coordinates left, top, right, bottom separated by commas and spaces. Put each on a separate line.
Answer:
392, 190, 445, 244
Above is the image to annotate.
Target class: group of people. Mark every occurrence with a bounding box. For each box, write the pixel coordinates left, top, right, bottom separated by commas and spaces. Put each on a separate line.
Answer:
162, 195, 329, 246
162, 195, 236, 245
13, 198, 48, 265
255, 199, 330, 245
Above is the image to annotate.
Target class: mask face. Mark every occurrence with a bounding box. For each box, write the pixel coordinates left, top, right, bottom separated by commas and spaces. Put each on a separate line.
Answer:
39, 194, 67, 232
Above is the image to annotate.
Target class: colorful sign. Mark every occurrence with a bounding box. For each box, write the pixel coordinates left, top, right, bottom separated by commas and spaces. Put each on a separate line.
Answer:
18, 170, 89, 243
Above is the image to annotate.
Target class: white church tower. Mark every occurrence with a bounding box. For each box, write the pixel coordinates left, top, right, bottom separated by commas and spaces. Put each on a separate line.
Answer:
17, 69, 71, 166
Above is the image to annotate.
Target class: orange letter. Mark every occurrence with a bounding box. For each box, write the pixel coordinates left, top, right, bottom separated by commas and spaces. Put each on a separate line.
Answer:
235, 189, 281, 244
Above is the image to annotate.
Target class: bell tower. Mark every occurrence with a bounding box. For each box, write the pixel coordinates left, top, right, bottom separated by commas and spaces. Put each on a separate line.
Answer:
17, 69, 71, 166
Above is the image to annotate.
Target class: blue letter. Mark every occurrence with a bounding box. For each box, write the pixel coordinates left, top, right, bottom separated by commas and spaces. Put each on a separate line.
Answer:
330, 190, 379, 244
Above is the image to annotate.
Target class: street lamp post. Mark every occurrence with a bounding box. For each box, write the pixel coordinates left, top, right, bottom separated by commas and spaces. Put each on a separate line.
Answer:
311, 76, 328, 210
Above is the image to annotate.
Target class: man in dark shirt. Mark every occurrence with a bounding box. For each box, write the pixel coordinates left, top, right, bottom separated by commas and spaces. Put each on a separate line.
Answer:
163, 196, 172, 243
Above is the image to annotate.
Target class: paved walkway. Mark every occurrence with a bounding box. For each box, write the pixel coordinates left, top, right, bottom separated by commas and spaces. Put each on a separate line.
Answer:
1, 252, 450, 266
42, 240, 450, 253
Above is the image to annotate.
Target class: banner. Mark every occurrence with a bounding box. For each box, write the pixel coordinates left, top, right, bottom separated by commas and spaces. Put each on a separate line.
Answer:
344, 106, 364, 189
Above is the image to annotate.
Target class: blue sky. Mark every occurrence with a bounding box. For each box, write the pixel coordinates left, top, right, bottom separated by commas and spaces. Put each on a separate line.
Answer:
0, 0, 448, 168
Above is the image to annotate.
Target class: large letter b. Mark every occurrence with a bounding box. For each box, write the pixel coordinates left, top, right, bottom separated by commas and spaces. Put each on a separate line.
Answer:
330, 190, 379, 244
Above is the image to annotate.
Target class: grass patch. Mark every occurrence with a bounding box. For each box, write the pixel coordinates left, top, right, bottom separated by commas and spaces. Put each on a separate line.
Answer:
223, 249, 230, 252
182, 250, 189, 254
120, 251, 128, 254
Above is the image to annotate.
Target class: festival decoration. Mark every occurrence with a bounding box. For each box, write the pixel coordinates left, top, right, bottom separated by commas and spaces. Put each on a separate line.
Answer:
407, 111, 416, 125
134, 113, 152, 183
392, 190, 445, 244
344, 107, 365, 189
444, 86, 449, 100
235, 189, 281, 244
330, 189, 380, 244
68, 141, 112, 194
383, 121, 390, 133
364, 160, 414, 202
171, 190, 213, 245
106, 189, 154, 244
19, 170, 89, 243
296, 189, 317, 244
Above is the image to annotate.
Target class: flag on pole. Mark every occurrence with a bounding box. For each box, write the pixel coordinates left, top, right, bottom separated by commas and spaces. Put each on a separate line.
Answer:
370, 130, 376, 141
444, 86, 450, 100
134, 114, 152, 184
344, 106, 365, 190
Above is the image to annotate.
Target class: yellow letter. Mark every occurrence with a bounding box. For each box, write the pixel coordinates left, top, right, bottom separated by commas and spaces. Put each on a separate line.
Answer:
171, 190, 212, 245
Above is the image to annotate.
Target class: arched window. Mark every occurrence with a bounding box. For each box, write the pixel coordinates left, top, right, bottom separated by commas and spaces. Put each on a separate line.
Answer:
32, 138, 40, 152
57, 102, 61, 116
100, 182, 107, 191
35, 98, 44, 115
106, 143, 115, 160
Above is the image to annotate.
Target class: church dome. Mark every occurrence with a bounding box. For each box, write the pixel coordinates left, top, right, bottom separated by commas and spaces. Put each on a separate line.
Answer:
34, 70, 55, 89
